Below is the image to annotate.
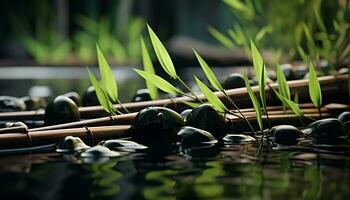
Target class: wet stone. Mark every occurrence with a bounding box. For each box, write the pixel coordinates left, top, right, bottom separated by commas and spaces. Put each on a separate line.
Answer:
0, 96, 26, 112
185, 104, 226, 139
131, 107, 185, 147
271, 125, 303, 146
303, 118, 347, 144
132, 89, 152, 102
223, 134, 256, 144
56, 136, 90, 153
82, 86, 99, 106
338, 111, 350, 124
180, 109, 192, 120
63, 91, 81, 107
182, 144, 219, 158
177, 126, 217, 147
222, 73, 246, 89
44, 95, 80, 125
99, 139, 148, 152
280, 64, 296, 80
80, 145, 121, 158
21, 96, 47, 111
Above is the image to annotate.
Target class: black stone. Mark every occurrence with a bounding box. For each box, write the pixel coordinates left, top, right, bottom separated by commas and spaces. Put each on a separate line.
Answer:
44, 96, 80, 125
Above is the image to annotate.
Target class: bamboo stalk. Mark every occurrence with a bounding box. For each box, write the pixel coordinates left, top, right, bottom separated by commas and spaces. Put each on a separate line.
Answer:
0, 111, 335, 148
0, 103, 346, 134
0, 74, 347, 120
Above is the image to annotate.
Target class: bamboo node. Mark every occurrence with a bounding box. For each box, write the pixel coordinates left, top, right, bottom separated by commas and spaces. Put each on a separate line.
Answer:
84, 126, 95, 146
170, 97, 177, 109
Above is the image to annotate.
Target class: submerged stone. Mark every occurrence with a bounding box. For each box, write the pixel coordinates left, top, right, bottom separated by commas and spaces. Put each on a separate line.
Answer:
0, 96, 26, 112
56, 136, 90, 153
44, 95, 80, 125
185, 104, 226, 139
130, 107, 184, 147
132, 89, 152, 102
303, 118, 346, 144
82, 86, 99, 106
80, 145, 121, 158
223, 134, 256, 144
99, 139, 148, 152
271, 125, 303, 146
177, 126, 217, 146
63, 91, 81, 107
222, 73, 246, 89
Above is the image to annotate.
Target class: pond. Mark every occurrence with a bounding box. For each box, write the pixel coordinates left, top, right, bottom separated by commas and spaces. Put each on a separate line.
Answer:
0, 140, 349, 200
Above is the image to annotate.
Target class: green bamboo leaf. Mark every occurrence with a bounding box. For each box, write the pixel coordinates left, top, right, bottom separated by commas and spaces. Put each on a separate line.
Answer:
260, 61, 267, 111
276, 64, 291, 100
308, 62, 322, 108
250, 40, 266, 89
147, 24, 177, 79
223, 0, 254, 19
297, 45, 309, 63
194, 76, 227, 113
273, 89, 303, 117
294, 93, 299, 104
193, 49, 223, 91
140, 37, 159, 100
133, 69, 182, 95
243, 72, 263, 130
208, 26, 235, 48
86, 67, 115, 114
96, 44, 118, 102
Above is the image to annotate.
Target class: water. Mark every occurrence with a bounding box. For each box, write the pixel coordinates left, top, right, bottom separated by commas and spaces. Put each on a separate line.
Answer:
0, 142, 349, 200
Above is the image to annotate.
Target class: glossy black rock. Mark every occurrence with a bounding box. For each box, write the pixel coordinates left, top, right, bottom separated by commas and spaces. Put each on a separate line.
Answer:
0, 96, 26, 112
338, 111, 350, 124
177, 126, 217, 146
222, 73, 246, 89
185, 104, 226, 139
63, 91, 81, 107
44, 95, 80, 125
132, 89, 152, 102
80, 145, 121, 158
270, 125, 303, 145
130, 107, 185, 147
56, 136, 90, 153
303, 118, 347, 144
82, 86, 99, 106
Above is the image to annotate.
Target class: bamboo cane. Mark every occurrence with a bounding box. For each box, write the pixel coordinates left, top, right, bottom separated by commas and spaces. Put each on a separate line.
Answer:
0, 103, 346, 134
0, 111, 335, 148
0, 74, 347, 120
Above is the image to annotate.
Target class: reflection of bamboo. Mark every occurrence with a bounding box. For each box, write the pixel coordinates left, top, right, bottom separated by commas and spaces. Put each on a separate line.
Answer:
0, 74, 347, 120
0, 112, 337, 148
0, 103, 347, 134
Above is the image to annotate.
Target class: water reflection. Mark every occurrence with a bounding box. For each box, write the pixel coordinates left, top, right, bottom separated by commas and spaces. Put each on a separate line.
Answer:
0, 143, 349, 199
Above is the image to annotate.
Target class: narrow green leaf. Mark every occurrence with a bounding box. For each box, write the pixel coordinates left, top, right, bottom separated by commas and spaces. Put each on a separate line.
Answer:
276, 64, 291, 100
147, 24, 177, 79
208, 26, 234, 48
294, 93, 299, 104
273, 89, 303, 117
193, 49, 223, 91
308, 62, 322, 108
223, 0, 254, 19
96, 44, 118, 102
133, 69, 182, 95
194, 76, 227, 113
140, 37, 159, 100
260, 61, 267, 111
297, 45, 309, 63
86, 67, 115, 114
250, 40, 266, 89
243, 72, 263, 130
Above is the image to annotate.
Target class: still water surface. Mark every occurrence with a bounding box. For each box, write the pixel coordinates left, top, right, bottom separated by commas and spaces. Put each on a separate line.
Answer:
0, 142, 349, 200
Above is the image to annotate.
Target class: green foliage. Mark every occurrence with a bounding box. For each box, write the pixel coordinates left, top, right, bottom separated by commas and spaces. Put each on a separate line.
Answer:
273, 89, 303, 117
193, 49, 223, 91
86, 67, 116, 115
308, 62, 322, 109
96, 44, 118, 102
276, 64, 291, 110
194, 76, 228, 113
140, 37, 159, 100
243, 72, 263, 130
208, 26, 235, 48
147, 24, 177, 79
133, 69, 184, 96
181, 101, 203, 109
251, 41, 267, 111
